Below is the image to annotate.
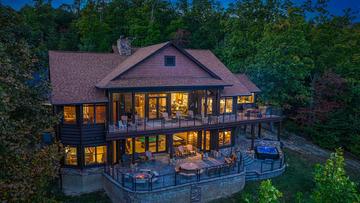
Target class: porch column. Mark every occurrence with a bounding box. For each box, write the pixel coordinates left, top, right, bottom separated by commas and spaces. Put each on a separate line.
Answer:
106, 141, 112, 165
131, 92, 135, 122
277, 121, 282, 141
251, 124, 255, 150
258, 123, 262, 138
167, 134, 173, 159
108, 91, 113, 125
131, 138, 135, 164
197, 131, 202, 150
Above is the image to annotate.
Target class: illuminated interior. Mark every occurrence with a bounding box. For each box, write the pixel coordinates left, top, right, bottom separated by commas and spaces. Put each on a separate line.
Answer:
220, 97, 233, 114
84, 145, 107, 165
171, 92, 189, 117
202, 131, 210, 151
126, 135, 166, 154
64, 146, 77, 165
148, 93, 167, 119
173, 131, 198, 148
83, 104, 106, 124
135, 93, 145, 118
218, 130, 231, 147
95, 105, 106, 123
201, 97, 213, 115
83, 104, 94, 124
238, 93, 255, 104
64, 106, 76, 124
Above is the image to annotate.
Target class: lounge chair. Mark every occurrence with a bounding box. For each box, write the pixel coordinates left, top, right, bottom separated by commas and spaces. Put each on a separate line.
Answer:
118, 120, 126, 129
121, 115, 128, 127
186, 144, 196, 155
162, 112, 172, 123
145, 150, 155, 161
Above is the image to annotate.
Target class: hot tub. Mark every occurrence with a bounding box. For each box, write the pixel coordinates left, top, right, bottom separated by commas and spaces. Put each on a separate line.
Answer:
255, 146, 279, 160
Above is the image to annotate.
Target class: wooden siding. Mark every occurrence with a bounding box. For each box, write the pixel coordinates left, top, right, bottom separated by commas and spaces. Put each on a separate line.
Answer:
60, 124, 106, 145
120, 46, 213, 79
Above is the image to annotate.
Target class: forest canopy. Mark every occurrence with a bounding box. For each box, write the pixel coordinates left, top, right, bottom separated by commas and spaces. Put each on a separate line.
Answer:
1, 0, 359, 171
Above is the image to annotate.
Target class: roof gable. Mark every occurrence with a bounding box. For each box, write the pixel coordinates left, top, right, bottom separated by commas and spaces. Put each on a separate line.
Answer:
96, 42, 222, 88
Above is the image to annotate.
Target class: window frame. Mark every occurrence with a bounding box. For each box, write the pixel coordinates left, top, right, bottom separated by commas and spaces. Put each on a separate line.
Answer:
164, 55, 176, 67
63, 105, 77, 124
82, 103, 106, 125
218, 129, 232, 148
64, 145, 78, 166
84, 145, 107, 166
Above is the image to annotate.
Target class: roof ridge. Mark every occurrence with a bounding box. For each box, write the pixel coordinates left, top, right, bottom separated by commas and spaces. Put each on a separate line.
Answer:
96, 41, 170, 88
48, 50, 119, 55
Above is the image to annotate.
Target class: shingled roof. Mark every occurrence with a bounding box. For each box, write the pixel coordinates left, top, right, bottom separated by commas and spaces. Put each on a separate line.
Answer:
49, 42, 258, 104
235, 74, 261, 93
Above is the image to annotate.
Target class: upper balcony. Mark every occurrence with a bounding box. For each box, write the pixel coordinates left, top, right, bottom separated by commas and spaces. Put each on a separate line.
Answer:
107, 107, 282, 139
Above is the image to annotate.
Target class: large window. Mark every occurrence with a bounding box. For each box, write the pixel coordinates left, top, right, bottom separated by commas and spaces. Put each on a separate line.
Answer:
202, 131, 210, 151
173, 131, 198, 148
83, 104, 94, 124
171, 92, 188, 117
83, 104, 106, 124
125, 138, 133, 154
219, 130, 231, 147
64, 146, 77, 166
238, 93, 255, 104
135, 93, 145, 118
64, 106, 76, 124
220, 97, 233, 114
135, 137, 146, 153
201, 97, 213, 115
84, 146, 107, 165
158, 135, 166, 152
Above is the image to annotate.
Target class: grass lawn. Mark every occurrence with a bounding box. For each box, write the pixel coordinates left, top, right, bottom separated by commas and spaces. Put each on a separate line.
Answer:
214, 148, 360, 203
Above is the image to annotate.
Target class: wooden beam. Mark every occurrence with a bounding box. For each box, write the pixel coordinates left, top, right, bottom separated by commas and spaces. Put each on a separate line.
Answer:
258, 123, 262, 138
277, 121, 282, 141
251, 124, 255, 150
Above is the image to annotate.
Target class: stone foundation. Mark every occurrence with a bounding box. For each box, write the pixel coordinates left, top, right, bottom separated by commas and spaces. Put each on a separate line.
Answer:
103, 172, 246, 203
61, 167, 103, 195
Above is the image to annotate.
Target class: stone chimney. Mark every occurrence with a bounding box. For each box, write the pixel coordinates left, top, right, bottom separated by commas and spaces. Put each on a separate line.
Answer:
116, 36, 132, 56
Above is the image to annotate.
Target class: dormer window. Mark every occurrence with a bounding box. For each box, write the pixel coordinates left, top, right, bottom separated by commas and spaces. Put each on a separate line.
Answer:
164, 56, 176, 66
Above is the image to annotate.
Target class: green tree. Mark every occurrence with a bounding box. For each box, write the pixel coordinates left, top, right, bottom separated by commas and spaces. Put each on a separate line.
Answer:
258, 180, 283, 203
312, 149, 360, 203
0, 6, 62, 201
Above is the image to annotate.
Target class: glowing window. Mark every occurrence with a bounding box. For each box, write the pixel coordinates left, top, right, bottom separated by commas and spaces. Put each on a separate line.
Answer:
64, 106, 76, 124
64, 146, 77, 166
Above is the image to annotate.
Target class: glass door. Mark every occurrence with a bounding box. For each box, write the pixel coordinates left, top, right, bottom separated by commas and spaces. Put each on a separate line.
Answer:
148, 96, 168, 119
149, 98, 157, 119
158, 97, 167, 118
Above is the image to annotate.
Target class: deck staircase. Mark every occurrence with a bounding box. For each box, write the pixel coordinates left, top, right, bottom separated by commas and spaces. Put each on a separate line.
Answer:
243, 153, 254, 167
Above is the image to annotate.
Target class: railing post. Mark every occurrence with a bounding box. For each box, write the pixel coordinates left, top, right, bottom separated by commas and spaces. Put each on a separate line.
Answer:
174, 172, 177, 186
121, 173, 125, 187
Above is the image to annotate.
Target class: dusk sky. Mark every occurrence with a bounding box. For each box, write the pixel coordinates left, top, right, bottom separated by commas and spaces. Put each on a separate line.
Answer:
2, 0, 360, 21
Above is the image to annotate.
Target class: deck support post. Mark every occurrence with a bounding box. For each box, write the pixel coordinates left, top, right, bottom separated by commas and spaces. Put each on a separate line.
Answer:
258, 123, 262, 138
251, 124, 255, 150
277, 121, 282, 141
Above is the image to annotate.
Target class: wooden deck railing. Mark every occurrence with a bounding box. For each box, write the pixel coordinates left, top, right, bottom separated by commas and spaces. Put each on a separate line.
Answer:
107, 110, 282, 137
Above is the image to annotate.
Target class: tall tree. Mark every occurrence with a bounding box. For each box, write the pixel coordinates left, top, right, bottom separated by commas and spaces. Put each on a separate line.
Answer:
312, 149, 360, 203
0, 5, 61, 201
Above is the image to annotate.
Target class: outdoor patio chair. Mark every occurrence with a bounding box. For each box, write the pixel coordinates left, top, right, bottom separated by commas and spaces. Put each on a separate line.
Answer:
186, 145, 196, 155
162, 112, 172, 123
118, 120, 126, 129
121, 115, 128, 126
145, 151, 155, 161
188, 110, 194, 119
177, 146, 186, 156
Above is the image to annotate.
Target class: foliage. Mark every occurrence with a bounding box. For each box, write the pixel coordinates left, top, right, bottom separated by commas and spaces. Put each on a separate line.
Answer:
312, 149, 360, 203
258, 180, 283, 203
0, 5, 62, 202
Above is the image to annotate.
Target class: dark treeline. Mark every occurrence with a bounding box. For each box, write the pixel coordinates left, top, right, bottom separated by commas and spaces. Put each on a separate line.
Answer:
1, 0, 360, 156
